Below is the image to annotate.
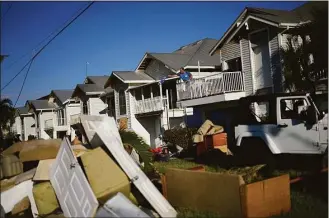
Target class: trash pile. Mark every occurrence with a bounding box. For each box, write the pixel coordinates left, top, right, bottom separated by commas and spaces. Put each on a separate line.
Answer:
0, 115, 177, 218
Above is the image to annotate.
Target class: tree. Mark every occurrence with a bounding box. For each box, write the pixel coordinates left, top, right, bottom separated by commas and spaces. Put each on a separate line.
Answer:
0, 98, 16, 149
280, 8, 328, 93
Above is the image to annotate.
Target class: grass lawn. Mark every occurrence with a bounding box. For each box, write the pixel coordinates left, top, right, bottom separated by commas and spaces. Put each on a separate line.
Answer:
154, 158, 328, 218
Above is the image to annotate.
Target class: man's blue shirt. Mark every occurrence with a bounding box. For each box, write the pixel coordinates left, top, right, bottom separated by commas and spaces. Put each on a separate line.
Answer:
179, 71, 191, 81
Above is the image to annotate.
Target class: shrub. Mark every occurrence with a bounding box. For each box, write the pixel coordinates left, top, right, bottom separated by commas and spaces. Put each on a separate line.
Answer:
163, 127, 198, 150
119, 130, 154, 172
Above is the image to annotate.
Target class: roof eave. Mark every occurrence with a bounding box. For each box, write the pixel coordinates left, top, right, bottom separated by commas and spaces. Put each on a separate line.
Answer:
135, 53, 148, 72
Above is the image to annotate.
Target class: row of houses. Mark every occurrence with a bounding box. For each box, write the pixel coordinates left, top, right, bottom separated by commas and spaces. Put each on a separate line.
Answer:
10, 2, 328, 147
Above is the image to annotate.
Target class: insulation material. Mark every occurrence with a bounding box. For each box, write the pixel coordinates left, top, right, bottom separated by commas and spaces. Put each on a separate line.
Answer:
11, 196, 30, 215
80, 147, 131, 204
49, 137, 99, 217
0, 155, 23, 178
1, 176, 17, 193
33, 159, 55, 181
33, 182, 59, 216
2, 139, 61, 156
240, 174, 291, 218
15, 168, 37, 185
82, 115, 177, 218
165, 168, 244, 218
19, 139, 62, 162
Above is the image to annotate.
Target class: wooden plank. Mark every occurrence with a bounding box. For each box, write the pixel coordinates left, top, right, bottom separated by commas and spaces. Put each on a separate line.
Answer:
240, 174, 291, 218
165, 168, 245, 217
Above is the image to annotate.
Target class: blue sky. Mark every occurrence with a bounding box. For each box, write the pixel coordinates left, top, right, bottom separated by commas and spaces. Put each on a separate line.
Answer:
1, 1, 305, 106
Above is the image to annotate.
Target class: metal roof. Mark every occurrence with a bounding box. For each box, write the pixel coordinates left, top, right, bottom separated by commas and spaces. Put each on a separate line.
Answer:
85, 76, 110, 87
28, 100, 57, 110
112, 71, 155, 83
51, 90, 74, 104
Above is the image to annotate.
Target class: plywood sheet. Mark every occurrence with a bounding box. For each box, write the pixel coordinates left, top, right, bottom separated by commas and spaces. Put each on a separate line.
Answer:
165, 168, 245, 218
33, 159, 55, 181
240, 174, 291, 218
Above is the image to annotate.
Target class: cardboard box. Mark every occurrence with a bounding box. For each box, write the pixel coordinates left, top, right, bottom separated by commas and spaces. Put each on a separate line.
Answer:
33, 182, 60, 215
80, 147, 131, 204
240, 174, 291, 218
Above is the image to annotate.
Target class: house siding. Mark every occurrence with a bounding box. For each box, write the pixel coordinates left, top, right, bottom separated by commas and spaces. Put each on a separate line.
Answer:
269, 28, 283, 93
88, 98, 107, 115
240, 38, 253, 95
221, 42, 241, 61
23, 116, 36, 140
145, 59, 173, 80
66, 103, 81, 125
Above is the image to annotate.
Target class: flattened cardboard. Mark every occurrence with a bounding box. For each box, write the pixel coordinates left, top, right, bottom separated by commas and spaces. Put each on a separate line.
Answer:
33, 159, 55, 181
165, 168, 245, 218
240, 174, 291, 218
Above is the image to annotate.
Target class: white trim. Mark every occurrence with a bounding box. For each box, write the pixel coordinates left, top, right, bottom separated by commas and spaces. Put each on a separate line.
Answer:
209, 8, 247, 55
266, 26, 275, 93
135, 53, 148, 71
85, 91, 104, 95
124, 80, 154, 84
184, 65, 216, 69
127, 77, 178, 90
112, 72, 126, 83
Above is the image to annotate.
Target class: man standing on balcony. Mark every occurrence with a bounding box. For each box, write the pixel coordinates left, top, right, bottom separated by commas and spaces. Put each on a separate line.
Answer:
168, 67, 193, 82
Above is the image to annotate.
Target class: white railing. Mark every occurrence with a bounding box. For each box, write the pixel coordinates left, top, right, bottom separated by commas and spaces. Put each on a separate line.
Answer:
70, 114, 81, 125
176, 71, 244, 101
135, 96, 165, 114
313, 68, 328, 81
57, 118, 67, 126
44, 119, 54, 130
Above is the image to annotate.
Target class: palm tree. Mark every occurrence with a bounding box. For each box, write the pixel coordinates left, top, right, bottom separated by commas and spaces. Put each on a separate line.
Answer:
280, 7, 328, 94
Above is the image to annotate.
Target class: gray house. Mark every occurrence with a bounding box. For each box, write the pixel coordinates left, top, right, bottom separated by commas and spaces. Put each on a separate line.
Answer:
102, 38, 231, 146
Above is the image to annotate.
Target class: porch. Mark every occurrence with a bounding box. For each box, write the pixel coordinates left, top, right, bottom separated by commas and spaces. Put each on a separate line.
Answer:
176, 71, 245, 107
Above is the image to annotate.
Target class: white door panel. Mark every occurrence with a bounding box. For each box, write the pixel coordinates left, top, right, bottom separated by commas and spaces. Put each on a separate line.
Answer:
50, 138, 99, 217
81, 115, 177, 218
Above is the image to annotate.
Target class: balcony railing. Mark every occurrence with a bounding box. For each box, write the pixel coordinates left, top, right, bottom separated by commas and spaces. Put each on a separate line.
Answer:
57, 118, 67, 126
70, 114, 81, 125
44, 119, 54, 130
176, 71, 244, 101
135, 96, 165, 114
312, 68, 328, 81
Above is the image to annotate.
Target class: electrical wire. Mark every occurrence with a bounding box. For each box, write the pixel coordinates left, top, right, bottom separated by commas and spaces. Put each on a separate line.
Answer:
2, 1, 95, 92
4, 2, 91, 71
14, 58, 34, 107
0, 3, 13, 20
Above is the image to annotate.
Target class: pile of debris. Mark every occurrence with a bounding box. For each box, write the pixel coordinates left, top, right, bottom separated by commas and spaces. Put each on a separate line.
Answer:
0, 115, 177, 218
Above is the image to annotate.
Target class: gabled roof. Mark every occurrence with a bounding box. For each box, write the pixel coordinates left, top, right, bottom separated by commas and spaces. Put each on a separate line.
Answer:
72, 84, 105, 98
15, 106, 30, 116
111, 71, 155, 84
136, 38, 221, 76
85, 76, 110, 87
51, 89, 74, 104
27, 100, 57, 111
209, 1, 327, 55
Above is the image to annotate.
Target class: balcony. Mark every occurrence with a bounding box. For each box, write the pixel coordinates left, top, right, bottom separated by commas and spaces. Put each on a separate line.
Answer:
176, 71, 245, 107
44, 119, 54, 130
135, 96, 165, 114
70, 114, 81, 125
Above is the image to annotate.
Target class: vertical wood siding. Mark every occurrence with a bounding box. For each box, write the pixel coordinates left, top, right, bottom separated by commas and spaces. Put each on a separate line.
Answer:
145, 59, 173, 80
269, 28, 283, 93
240, 38, 253, 95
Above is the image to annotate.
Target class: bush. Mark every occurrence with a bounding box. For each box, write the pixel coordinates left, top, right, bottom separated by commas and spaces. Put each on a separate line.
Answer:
163, 127, 198, 150
119, 130, 154, 173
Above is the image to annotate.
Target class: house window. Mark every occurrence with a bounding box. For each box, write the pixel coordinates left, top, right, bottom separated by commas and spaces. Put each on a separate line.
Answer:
82, 101, 88, 115
107, 96, 116, 118
119, 90, 126, 115
226, 57, 242, 72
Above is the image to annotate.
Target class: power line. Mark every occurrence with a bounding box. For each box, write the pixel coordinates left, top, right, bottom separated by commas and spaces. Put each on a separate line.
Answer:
4, 2, 91, 71
2, 1, 95, 92
14, 58, 34, 107
0, 3, 13, 20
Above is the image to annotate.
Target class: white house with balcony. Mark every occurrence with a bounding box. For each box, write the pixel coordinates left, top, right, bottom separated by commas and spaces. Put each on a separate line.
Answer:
11, 106, 36, 141
25, 100, 57, 139
175, 1, 328, 133
102, 38, 225, 147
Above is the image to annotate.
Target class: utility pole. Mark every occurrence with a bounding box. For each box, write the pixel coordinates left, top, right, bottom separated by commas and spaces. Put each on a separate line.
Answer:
86, 62, 89, 77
